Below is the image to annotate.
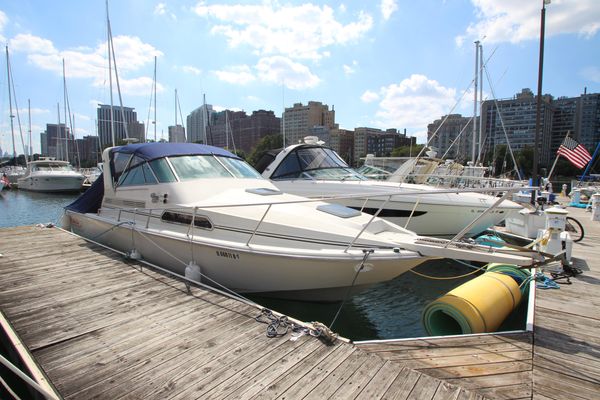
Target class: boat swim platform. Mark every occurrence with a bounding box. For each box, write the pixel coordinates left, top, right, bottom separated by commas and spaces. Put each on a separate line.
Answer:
0, 206, 597, 399
356, 205, 600, 400
0, 225, 484, 399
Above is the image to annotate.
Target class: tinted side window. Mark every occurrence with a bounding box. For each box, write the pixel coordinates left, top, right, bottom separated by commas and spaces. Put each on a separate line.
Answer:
119, 163, 157, 186
271, 153, 301, 179
149, 158, 177, 183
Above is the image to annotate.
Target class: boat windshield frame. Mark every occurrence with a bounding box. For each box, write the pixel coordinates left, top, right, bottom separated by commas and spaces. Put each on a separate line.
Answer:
114, 154, 263, 188
271, 145, 366, 181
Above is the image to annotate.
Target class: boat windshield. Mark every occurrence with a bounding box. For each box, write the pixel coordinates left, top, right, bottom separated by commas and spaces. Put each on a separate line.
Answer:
168, 155, 262, 181
116, 154, 262, 187
271, 146, 366, 180
33, 163, 74, 172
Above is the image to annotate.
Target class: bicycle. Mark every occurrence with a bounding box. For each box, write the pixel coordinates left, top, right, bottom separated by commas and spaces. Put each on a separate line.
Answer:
565, 216, 584, 242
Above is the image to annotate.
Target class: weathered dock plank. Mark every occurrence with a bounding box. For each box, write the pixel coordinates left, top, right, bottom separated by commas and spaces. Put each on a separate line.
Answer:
357, 206, 600, 399
0, 226, 479, 399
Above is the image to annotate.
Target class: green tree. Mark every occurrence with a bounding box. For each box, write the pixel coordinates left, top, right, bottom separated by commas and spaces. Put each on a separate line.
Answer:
390, 144, 425, 157
247, 134, 283, 168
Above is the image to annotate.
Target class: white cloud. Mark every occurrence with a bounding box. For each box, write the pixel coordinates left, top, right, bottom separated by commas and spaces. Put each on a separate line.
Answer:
192, 2, 373, 61
339, 4, 347, 13
213, 65, 256, 85
114, 77, 165, 96
10, 33, 56, 54
181, 65, 202, 75
343, 60, 358, 75
0, 10, 7, 42
581, 66, 600, 83
368, 74, 457, 133
255, 56, 320, 90
380, 0, 398, 21
360, 90, 379, 103
457, 0, 600, 45
154, 3, 177, 20
8, 32, 163, 95
246, 95, 261, 102
17, 107, 49, 116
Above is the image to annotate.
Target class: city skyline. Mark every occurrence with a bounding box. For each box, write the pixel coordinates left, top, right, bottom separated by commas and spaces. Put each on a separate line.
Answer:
0, 1, 599, 155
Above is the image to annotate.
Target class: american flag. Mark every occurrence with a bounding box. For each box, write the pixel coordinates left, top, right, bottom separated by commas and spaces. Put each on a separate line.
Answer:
557, 136, 592, 169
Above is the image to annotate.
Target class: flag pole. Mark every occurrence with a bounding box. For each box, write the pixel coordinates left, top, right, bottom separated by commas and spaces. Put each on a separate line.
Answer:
579, 140, 600, 185
546, 130, 569, 181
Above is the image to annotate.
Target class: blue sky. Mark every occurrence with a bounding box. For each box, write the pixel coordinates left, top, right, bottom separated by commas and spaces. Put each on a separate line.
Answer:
1, 0, 599, 155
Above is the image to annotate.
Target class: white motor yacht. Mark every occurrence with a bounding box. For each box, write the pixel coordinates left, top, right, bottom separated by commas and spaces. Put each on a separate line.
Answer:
64, 143, 539, 301
17, 159, 85, 192
257, 140, 523, 238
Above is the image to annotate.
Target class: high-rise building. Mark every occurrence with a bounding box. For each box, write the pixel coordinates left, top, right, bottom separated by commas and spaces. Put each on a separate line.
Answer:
186, 104, 214, 144
329, 128, 355, 165
97, 104, 144, 148
282, 101, 335, 145
481, 89, 553, 166
41, 123, 74, 160
75, 135, 101, 167
168, 125, 186, 143
427, 114, 476, 162
207, 109, 281, 154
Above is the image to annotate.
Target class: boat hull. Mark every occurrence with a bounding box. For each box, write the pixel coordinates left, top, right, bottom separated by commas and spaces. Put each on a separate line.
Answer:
17, 174, 84, 192
65, 211, 425, 301
271, 181, 519, 238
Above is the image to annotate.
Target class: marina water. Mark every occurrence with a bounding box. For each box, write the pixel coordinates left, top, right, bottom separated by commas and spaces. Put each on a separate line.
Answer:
0, 189, 522, 341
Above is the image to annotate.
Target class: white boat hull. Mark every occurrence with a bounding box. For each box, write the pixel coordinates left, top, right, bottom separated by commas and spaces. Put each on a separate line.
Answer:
272, 181, 519, 238
66, 211, 425, 301
18, 173, 84, 192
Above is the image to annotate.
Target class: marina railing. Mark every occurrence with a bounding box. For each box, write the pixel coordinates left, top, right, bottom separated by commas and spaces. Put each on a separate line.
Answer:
105, 185, 533, 253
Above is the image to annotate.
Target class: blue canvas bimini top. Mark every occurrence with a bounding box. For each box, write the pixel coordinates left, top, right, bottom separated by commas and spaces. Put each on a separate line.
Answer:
111, 142, 239, 162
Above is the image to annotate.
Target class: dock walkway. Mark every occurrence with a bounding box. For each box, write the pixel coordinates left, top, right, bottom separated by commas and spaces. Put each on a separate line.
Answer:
0, 226, 480, 399
357, 206, 600, 399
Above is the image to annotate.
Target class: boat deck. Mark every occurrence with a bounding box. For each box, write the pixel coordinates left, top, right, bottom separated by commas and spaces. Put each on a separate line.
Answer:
357, 206, 600, 399
0, 226, 481, 399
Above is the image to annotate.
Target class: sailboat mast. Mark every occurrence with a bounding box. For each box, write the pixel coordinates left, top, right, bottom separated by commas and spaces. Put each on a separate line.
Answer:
471, 40, 479, 163
174, 89, 177, 126
477, 42, 484, 163
202, 94, 207, 144
106, 0, 115, 147
154, 55, 157, 142
57, 103, 62, 160
28, 99, 32, 162
6, 46, 16, 159
63, 59, 70, 163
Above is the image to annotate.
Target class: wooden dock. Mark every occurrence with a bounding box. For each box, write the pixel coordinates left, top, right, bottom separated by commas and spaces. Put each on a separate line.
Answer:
0, 226, 482, 399
357, 206, 600, 400
1, 206, 598, 399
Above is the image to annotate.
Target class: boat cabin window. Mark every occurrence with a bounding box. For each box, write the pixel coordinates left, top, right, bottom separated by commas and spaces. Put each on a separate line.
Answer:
149, 158, 177, 183
271, 147, 364, 180
161, 211, 213, 229
111, 152, 132, 185
118, 162, 158, 186
168, 155, 262, 180
218, 157, 263, 179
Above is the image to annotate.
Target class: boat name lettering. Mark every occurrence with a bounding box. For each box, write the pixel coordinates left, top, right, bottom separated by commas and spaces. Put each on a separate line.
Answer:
216, 250, 240, 260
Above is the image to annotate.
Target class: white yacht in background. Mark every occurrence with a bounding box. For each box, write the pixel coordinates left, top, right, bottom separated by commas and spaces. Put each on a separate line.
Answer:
257, 139, 523, 238
64, 143, 539, 301
17, 158, 85, 192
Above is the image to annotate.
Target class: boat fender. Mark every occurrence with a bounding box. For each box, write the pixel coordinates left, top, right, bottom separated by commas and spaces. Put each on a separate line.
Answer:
185, 262, 202, 284
127, 249, 142, 260
422, 271, 522, 335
